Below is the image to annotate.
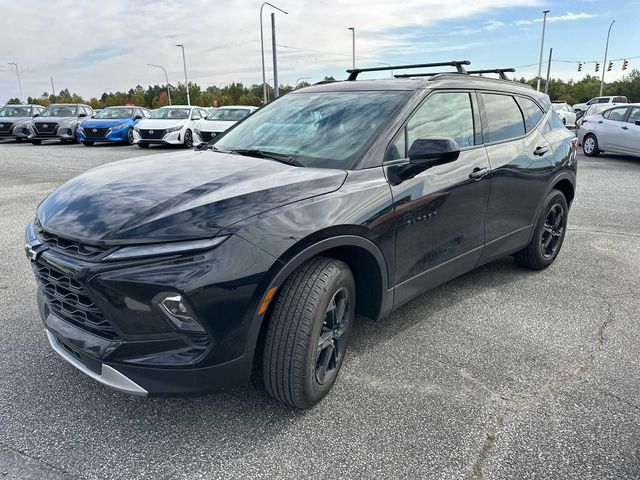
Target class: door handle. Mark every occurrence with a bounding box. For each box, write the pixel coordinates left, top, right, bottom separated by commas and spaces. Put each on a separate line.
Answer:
621, 126, 629, 130
534, 146, 549, 156
469, 167, 489, 180
598, 120, 603, 124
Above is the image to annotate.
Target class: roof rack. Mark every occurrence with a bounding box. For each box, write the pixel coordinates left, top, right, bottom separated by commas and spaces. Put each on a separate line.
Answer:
346, 60, 470, 81
466, 68, 515, 80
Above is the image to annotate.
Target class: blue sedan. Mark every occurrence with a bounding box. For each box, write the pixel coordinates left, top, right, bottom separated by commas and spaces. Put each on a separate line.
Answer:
78, 106, 151, 145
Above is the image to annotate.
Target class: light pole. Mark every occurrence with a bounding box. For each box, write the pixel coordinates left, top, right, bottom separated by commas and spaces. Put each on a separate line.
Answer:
8, 62, 24, 104
599, 20, 615, 96
176, 44, 190, 105
260, 2, 287, 104
348, 27, 355, 69
147, 63, 172, 105
50, 77, 56, 97
536, 10, 550, 91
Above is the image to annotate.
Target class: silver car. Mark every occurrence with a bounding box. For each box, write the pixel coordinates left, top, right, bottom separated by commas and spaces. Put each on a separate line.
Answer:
578, 103, 640, 158
28, 103, 95, 145
0, 104, 45, 141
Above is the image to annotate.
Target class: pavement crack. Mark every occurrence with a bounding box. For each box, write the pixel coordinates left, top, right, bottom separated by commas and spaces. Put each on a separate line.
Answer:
0, 441, 79, 479
462, 293, 616, 479
601, 390, 640, 413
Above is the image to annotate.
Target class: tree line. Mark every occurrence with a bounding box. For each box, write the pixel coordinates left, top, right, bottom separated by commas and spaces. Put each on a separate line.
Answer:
5, 70, 638, 108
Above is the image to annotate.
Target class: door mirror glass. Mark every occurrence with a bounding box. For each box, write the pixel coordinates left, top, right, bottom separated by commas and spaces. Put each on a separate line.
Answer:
408, 137, 460, 167
134, 115, 143, 120
78, 112, 87, 118
32, 113, 40, 118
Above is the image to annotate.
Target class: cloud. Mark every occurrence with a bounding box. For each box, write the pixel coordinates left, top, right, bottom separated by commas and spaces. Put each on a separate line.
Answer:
514, 11, 597, 26
484, 20, 505, 30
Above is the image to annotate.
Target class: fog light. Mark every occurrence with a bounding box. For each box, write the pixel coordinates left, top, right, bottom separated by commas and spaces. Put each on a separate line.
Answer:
157, 294, 205, 333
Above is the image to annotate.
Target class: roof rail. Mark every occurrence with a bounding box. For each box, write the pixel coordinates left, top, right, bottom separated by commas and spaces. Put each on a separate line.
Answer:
346, 60, 470, 81
466, 68, 515, 80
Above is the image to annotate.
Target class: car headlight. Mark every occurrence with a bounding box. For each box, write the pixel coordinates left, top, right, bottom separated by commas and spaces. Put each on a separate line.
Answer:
109, 123, 127, 131
164, 125, 182, 133
103, 236, 228, 261
134, 126, 140, 132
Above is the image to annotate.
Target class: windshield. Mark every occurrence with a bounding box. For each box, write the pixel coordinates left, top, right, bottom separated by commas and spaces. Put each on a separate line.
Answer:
41, 105, 77, 117
0, 106, 32, 117
150, 108, 190, 119
95, 108, 133, 119
208, 108, 252, 121
215, 91, 407, 168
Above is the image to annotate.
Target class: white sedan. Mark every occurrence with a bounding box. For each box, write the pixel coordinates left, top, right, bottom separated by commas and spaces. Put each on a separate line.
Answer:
133, 106, 209, 148
194, 106, 258, 145
578, 103, 640, 158
551, 102, 576, 127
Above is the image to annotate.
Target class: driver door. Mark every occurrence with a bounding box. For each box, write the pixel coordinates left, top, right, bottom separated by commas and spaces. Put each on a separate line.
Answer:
385, 91, 491, 306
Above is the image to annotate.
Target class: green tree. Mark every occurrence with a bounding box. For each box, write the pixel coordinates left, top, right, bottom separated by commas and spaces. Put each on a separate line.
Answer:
6, 98, 22, 105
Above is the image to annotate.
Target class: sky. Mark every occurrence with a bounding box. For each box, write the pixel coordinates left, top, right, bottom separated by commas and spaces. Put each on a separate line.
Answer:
1, 0, 639, 104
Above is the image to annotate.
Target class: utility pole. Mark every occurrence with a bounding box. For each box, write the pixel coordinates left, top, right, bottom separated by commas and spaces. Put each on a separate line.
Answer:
50, 77, 56, 97
536, 10, 550, 91
260, 2, 287, 104
271, 13, 280, 99
8, 62, 24, 104
544, 48, 553, 95
176, 44, 190, 105
600, 20, 615, 96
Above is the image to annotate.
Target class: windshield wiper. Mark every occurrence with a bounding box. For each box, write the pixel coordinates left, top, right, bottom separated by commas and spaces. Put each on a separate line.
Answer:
228, 149, 303, 167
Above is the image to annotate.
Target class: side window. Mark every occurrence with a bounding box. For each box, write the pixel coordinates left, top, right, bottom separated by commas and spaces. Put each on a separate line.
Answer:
481, 93, 525, 142
518, 96, 545, 131
191, 109, 201, 120
597, 98, 610, 104
613, 96, 627, 103
406, 92, 475, 149
602, 107, 628, 121
386, 130, 407, 160
627, 107, 640, 124
133, 108, 143, 118
548, 111, 565, 130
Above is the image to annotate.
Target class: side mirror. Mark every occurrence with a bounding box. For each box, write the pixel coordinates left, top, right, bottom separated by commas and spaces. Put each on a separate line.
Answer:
408, 137, 460, 167
32, 113, 40, 118
134, 115, 143, 120
78, 112, 87, 118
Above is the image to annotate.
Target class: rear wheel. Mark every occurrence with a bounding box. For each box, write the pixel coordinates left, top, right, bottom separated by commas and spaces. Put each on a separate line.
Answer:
583, 134, 599, 157
515, 189, 568, 270
263, 257, 355, 409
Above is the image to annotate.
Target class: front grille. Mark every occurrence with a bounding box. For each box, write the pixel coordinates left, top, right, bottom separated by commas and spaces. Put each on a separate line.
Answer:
33, 262, 119, 339
83, 127, 109, 139
200, 131, 217, 142
139, 129, 166, 140
0, 122, 14, 133
33, 122, 58, 136
37, 227, 109, 261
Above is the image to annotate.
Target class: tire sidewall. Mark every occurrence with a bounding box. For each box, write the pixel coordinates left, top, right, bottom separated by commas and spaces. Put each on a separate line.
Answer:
127, 128, 134, 145
583, 134, 598, 156
184, 129, 193, 148
302, 266, 356, 406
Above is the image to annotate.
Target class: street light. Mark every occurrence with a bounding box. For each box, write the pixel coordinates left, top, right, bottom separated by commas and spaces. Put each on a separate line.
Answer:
147, 63, 172, 105
176, 44, 190, 106
50, 77, 56, 97
536, 10, 550, 92
348, 27, 355, 70
599, 20, 615, 96
8, 62, 24, 104
260, 2, 287, 104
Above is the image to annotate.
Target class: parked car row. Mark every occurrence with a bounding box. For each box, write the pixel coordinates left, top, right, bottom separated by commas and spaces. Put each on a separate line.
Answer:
0, 103, 258, 147
572, 95, 628, 114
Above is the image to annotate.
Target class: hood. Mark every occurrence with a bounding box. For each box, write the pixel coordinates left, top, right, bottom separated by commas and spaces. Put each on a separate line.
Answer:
0, 116, 31, 125
136, 118, 188, 129
198, 120, 236, 133
33, 116, 77, 124
37, 151, 347, 244
81, 118, 132, 128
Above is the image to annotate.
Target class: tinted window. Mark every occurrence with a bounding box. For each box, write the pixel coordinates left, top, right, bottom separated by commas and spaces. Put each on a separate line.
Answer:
597, 98, 610, 104
519, 97, 545, 131
613, 96, 627, 103
602, 107, 628, 121
406, 92, 474, 148
627, 107, 640, 124
548, 111, 566, 130
481, 93, 525, 142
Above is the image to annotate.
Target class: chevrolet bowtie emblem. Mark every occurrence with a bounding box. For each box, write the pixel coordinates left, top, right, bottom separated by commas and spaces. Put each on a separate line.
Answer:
25, 242, 45, 262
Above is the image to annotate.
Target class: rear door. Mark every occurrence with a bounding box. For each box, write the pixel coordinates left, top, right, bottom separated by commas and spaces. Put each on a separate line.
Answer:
599, 106, 630, 149
618, 106, 640, 154
479, 92, 553, 262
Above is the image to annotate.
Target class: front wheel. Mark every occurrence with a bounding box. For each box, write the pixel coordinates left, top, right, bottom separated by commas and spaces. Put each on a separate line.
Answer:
263, 257, 356, 409
583, 134, 600, 157
183, 129, 193, 148
515, 189, 569, 270
126, 128, 135, 145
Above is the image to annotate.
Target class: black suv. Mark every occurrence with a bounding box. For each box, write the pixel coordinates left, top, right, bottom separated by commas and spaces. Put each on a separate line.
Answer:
25, 61, 577, 408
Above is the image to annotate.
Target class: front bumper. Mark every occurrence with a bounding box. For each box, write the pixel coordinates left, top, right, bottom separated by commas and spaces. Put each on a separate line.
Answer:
0, 124, 29, 139
78, 127, 129, 143
28, 125, 77, 141
29, 229, 276, 396
133, 129, 185, 145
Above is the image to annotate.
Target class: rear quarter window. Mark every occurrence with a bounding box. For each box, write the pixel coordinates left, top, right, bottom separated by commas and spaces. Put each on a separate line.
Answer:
481, 93, 525, 143
518, 97, 545, 131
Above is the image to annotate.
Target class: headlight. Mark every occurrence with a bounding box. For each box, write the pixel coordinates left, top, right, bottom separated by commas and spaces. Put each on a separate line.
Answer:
109, 123, 127, 131
25, 220, 37, 243
103, 236, 228, 261
134, 126, 140, 132
164, 125, 182, 133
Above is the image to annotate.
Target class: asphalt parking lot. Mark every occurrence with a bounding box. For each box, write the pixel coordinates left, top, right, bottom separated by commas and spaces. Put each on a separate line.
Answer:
0, 140, 639, 480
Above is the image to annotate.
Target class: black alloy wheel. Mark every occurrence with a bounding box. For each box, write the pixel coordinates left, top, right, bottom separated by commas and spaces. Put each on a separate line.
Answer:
541, 204, 565, 258
127, 129, 134, 145
315, 287, 350, 385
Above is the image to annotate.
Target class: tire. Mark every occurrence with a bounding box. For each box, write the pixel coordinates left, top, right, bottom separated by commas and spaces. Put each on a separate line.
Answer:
82, 141, 94, 146
515, 189, 569, 270
31, 140, 42, 145
562, 118, 566, 125
263, 257, 356, 409
16, 138, 23, 142
583, 134, 600, 157
184, 129, 193, 148
138, 142, 150, 149
126, 128, 134, 145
